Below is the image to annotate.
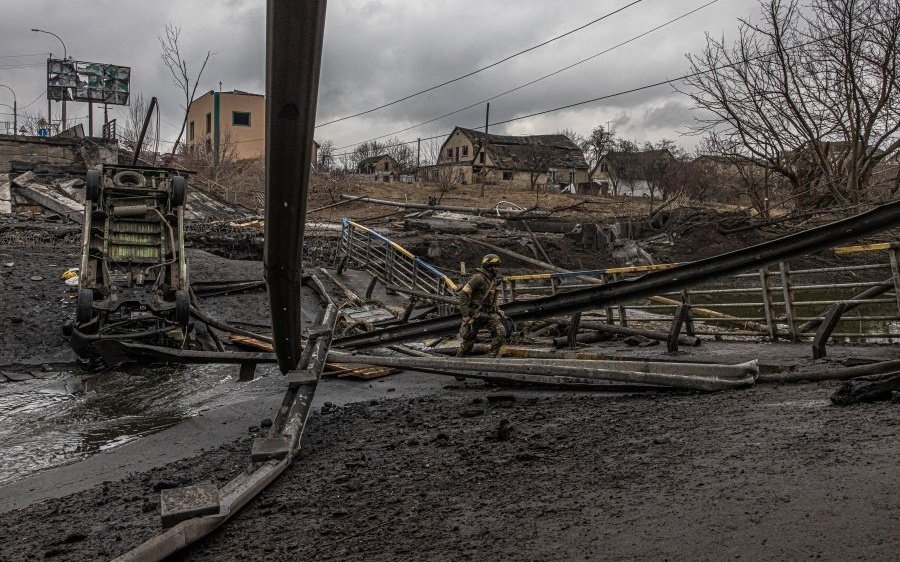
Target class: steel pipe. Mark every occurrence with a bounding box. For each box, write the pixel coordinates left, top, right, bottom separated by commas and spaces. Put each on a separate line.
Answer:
265, 0, 327, 372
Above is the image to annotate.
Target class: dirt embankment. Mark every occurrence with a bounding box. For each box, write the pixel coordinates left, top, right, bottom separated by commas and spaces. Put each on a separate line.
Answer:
1, 381, 897, 561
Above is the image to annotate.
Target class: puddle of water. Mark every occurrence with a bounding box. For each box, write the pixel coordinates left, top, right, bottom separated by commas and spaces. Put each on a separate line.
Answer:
0, 363, 278, 486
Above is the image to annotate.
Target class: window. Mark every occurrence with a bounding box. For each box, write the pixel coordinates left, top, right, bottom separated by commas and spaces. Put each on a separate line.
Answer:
462, 146, 468, 157
479, 152, 485, 164
502, 171, 513, 181
205, 113, 211, 134
600, 162, 608, 172
447, 148, 453, 159
384, 161, 389, 171
569, 170, 576, 184
430, 169, 438, 180
548, 170, 557, 182
189, 121, 195, 141
232, 111, 251, 126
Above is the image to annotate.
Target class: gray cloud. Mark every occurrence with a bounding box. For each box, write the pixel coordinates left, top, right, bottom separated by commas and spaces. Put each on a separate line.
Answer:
0, 0, 761, 154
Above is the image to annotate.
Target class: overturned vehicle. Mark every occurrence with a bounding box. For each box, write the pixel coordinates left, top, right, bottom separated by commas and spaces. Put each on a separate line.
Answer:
69, 164, 192, 358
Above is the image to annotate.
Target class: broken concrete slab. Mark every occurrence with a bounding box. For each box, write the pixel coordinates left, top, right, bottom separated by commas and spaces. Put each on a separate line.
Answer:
286, 369, 317, 388
159, 482, 220, 527
250, 436, 290, 462
55, 178, 85, 204
0, 173, 11, 214
12, 172, 83, 224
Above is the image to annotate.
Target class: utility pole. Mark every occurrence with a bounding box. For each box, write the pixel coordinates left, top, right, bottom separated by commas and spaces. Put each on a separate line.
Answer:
0, 85, 16, 136
416, 137, 421, 173
480, 102, 490, 197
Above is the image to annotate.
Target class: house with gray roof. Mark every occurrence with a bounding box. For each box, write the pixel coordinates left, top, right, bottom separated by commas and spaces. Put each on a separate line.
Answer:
419, 127, 589, 190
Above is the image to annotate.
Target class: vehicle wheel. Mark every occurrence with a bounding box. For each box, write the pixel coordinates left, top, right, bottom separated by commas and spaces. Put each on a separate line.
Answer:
171, 176, 187, 208
175, 289, 190, 325
76, 289, 94, 324
86, 170, 101, 202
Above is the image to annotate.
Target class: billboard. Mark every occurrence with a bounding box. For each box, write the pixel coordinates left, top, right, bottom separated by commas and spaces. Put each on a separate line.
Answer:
47, 59, 131, 105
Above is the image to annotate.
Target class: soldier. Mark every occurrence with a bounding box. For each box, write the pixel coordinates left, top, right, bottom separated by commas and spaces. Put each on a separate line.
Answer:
457, 253, 506, 357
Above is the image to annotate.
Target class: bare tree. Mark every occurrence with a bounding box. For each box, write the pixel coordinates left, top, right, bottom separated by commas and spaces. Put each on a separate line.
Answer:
422, 138, 462, 202
680, 0, 900, 208
581, 125, 617, 170
120, 93, 159, 164
317, 139, 335, 172
383, 136, 416, 174
159, 23, 212, 156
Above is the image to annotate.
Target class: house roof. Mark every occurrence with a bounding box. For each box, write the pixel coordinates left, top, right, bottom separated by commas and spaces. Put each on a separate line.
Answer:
453, 127, 588, 171
357, 154, 397, 167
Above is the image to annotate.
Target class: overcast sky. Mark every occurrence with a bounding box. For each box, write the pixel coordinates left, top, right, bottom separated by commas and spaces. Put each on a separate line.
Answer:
0, 0, 762, 155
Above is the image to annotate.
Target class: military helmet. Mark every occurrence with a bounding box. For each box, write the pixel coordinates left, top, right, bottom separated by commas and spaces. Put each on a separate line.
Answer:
481, 253, 501, 267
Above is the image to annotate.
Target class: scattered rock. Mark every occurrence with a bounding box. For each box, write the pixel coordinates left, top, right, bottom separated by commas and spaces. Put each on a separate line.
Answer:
260, 418, 273, 428
30, 275, 44, 281
497, 419, 513, 441
653, 436, 672, 445
459, 409, 484, 418
331, 508, 349, 518
151, 478, 186, 492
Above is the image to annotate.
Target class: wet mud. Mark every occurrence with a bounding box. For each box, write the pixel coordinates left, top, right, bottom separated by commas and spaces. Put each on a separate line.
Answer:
1, 381, 897, 561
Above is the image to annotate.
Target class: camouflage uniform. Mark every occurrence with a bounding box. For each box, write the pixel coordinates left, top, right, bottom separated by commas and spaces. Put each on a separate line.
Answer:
457, 268, 506, 356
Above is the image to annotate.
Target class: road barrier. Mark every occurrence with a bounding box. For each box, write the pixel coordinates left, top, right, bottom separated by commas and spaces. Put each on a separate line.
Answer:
337, 212, 900, 353
339, 219, 459, 315
499, 242, 900, 348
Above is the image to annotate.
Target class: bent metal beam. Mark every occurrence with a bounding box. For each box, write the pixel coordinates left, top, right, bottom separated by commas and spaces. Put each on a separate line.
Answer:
333, 200, 900, 349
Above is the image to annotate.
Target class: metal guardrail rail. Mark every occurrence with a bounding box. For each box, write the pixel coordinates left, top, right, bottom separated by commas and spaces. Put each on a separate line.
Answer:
339, 218, 459, 314
499, 242, 900, 344
334, 201, 900, 350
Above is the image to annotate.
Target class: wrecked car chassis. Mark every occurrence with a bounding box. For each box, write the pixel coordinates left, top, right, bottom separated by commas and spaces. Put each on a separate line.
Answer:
70, 164, 190, 358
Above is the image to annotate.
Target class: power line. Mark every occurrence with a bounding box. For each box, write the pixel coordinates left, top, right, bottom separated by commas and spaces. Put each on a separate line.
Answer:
328, 15, 894, 159
21, 89, 47, 110
334, 0, 719, 151
0, 52, 47, 59
0, 63, 45, 70
314, 0, 645, 129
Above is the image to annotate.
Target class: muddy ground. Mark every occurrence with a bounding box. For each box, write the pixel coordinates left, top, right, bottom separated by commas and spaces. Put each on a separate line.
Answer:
0, 245, 269, 370
1, 226, 898, 561
0, 380, 897, 561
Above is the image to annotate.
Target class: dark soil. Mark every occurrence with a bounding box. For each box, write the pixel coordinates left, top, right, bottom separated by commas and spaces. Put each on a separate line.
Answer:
1, 382, 897, 561
0, 245, 270, 369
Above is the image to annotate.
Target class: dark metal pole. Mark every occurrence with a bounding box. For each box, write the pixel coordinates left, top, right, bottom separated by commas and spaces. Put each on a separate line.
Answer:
265, 0, 327, 373
131, 96, 158, 165
88, 103, 93, 137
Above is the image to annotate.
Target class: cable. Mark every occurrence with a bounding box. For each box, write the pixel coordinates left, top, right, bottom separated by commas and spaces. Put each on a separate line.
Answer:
0, 52, 47, 59
334, 0, 719, 151
328, 13, 897, 159
0, 63, 45, 70
21, 89, 47, 110
314, 0, 644, 128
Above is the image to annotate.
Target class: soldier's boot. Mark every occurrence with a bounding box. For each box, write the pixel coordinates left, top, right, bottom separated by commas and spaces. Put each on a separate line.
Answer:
456, 338, 476, 357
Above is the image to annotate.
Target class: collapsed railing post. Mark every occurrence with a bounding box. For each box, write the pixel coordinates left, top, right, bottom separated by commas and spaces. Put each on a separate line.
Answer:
365, 275, 378, 299
779, 262, 799, 341
680, 288, 695, 336
812, 301, 848, 359
890, 248, 900, 313
667, 304, 692, 354
567, 312, 582, 349
759, 267, 779, 341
